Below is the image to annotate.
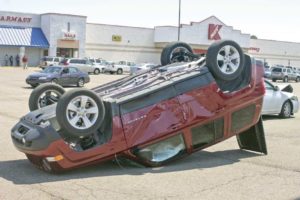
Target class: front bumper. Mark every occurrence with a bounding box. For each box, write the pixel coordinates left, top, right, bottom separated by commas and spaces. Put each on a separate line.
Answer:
11, 106, 61, 152
26, 78, 50, 85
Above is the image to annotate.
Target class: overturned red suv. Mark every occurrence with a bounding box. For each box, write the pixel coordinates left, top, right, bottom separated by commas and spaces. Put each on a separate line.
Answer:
11, 40, 267, 172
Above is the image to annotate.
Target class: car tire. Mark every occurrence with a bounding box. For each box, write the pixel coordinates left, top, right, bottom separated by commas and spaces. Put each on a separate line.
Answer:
77, 78, 85, 87
296, 77, 300, 82
30, 84, 39, 88
56, 89, 105, 139
272, 79, 277, 82
283, 76, 288, 83
29, 83, 65, 111
206, 40, 245, 81
94, 69, 100, 75
51, 78, 58, 84
279, 101, 292, 118
160, 42, 194, 66
117, 68, 123, 75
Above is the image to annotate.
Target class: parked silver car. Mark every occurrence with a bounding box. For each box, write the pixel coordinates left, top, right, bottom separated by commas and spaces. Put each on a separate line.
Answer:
271, 66, 300, 82
61, 58, 103, 75
262, 80, 299, 118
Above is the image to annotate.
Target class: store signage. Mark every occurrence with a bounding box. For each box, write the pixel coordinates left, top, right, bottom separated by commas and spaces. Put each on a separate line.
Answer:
208, 24, 222, 40
0, 15, 32, 23
112, 35, 122, 42
63, 32, 76, 40
249, 47, 260, 52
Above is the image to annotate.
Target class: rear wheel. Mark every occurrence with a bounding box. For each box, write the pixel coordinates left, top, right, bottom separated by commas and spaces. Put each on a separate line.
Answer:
206, 40, 245, 81
160, 42, 195, 66
94, 69, 100, 75
56, 89, 105, 139
77, 78, 85, 87
117, 68, 123, 75
279, 101, 292, 118
29, 83, 65, 111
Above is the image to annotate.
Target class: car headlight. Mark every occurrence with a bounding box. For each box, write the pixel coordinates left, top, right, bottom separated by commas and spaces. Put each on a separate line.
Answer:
291, 96, 298, 101
39, 77, 48, 80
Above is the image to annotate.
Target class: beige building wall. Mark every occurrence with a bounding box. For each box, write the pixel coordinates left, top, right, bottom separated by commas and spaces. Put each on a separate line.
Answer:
85, 23, 161, 64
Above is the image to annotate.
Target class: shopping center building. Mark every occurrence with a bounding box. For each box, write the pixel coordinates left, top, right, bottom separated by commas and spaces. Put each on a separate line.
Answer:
1, 10, 300, 67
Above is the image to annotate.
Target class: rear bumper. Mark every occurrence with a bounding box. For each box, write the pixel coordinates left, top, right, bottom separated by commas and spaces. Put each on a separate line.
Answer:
292, 99, 299, 114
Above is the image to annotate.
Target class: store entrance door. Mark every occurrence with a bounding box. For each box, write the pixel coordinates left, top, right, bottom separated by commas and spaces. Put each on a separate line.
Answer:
57, 48, 78, 58
57, 39, 79, 58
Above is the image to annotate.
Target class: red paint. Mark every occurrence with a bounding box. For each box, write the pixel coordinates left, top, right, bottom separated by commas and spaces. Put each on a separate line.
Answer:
208, 24, 222, 40
18, 58, 265, 171
0, 16, 32, 23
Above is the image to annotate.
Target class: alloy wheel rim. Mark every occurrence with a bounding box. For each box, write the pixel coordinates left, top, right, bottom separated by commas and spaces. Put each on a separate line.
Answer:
217, 45, 240, 75
37, 90, 61, 108
283, 103, 291, 117
66, 95, 99, 129
170, 47, 191, 63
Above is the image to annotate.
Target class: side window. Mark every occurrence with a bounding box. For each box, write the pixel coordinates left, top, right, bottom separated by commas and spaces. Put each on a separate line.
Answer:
70, 59, 76, 64
69, 68, 78, 73
283, 69, 286, 73
54, 58, 59, 62
62, 68, 69, 74
287, 69, 291, 73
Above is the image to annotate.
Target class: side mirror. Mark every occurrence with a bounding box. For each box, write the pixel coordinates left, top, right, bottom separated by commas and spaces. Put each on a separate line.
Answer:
274, 86, 279, 91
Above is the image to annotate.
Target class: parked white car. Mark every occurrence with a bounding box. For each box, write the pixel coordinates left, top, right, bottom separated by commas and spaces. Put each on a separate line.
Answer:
40, 56, 63, 69
130, 63, 158, 74
61, 58, 103, 75
104, 61, 135, 74
262, 80, 299, 118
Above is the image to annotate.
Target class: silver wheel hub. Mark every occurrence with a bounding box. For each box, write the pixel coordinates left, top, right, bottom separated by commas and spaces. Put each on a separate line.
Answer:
38, 90, 61, 109
66, 95, 99, 130
217, 45, 240, 75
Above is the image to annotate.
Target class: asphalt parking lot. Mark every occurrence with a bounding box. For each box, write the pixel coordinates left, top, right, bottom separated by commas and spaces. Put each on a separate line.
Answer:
0, 67, 300, 200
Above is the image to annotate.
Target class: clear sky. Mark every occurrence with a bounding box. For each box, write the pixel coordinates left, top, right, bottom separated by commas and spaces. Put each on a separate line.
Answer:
1, 0, 299, 42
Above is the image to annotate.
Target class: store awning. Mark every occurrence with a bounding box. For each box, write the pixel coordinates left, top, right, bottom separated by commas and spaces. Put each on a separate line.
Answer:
0, 26, 49, 48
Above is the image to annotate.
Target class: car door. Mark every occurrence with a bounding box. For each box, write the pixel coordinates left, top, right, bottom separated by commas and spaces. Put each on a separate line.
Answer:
120, 86, 186, 147
262, 81, 284, 114
60, 68, 71, 85
69, 67, 80, 84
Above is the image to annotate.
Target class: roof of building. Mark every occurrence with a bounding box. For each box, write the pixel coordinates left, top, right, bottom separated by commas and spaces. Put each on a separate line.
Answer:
0, 26, 49, 48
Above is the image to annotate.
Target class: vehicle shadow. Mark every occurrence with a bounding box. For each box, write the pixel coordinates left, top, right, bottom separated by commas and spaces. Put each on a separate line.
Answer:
0, 149, 262, 185
262, 115, 295, 121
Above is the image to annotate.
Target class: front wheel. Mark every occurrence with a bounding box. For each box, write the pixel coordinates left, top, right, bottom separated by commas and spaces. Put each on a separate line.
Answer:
56, 89, 105, 139
283, 76, 288, 83
296, 77, 300, 82
279, 101, 292, 118
29, 83, 65, 111
206, 40, 245, 81
51, 78, 58, 84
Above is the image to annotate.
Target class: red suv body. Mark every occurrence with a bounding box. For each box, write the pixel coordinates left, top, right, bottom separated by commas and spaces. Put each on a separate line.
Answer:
11, 41, 267, 172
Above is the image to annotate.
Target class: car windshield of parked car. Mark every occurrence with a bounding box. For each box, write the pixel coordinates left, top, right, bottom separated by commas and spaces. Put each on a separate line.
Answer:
43, 67, 62, 74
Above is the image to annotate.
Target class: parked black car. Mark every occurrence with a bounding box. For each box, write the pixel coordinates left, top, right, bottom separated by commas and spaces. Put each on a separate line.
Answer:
26, 66, 90, 88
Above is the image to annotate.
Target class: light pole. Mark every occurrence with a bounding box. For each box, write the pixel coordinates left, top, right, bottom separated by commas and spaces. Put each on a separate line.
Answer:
178, 0, 181, 41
